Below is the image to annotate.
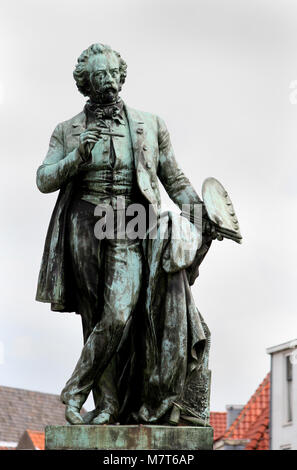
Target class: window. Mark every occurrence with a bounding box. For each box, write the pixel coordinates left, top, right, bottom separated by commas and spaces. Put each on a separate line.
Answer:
285, 355, 293, 423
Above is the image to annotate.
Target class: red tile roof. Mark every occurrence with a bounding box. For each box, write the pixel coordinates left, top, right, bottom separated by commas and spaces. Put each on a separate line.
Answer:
243, 407, 269, 450
27, 430, 45, 450
16, 429, 46, 450
224, 373, 270, 450
210, 412, 227, 441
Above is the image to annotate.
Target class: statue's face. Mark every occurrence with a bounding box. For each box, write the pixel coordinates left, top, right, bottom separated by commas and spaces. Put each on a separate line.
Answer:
88, 52, 121, 103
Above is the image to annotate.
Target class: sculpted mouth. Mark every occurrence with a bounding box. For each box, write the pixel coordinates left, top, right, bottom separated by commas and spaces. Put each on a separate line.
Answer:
94, 86, 117, 95
104, 85, 117, 93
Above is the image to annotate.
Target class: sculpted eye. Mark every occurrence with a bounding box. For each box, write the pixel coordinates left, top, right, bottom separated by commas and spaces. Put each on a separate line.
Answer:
95, 71, 105, 78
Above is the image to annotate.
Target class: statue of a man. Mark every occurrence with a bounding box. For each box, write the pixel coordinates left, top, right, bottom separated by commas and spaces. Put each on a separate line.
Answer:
36, 43, 224, 426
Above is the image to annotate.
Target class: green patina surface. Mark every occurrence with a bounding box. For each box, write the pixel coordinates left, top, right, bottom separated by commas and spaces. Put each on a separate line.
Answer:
36, 43, 241, 430
45, 425, 213, 450
36, 43, 213, 427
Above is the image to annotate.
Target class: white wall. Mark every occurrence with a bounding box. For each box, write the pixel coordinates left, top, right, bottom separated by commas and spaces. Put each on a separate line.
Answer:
271, 348, 297, 450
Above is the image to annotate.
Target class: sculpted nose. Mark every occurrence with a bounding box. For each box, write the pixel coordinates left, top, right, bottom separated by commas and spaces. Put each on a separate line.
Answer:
105, 71, 113, 84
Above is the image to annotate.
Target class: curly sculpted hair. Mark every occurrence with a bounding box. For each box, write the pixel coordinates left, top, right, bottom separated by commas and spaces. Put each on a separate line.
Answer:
73, 43, 127, 97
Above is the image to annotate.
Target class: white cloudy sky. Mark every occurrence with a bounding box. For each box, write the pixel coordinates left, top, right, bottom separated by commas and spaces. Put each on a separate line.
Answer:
0, 0, 297, 412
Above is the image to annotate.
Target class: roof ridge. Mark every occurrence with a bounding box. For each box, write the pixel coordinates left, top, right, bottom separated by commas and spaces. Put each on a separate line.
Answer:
224, 373, 270, 438
0, 385, 60, 398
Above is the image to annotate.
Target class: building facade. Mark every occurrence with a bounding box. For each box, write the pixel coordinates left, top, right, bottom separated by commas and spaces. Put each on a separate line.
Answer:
267, 339, 297, 450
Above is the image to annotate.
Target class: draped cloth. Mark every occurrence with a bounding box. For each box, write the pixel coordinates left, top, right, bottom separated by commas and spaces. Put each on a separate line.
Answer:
119, 211, 212, 425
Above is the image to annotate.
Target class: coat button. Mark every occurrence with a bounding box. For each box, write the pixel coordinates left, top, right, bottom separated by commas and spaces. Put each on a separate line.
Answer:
151, 182, 156, 189
137, 128, 143, 134
103, 136, 108, 141
143, 145, 148, 151
146, 162, 151, 169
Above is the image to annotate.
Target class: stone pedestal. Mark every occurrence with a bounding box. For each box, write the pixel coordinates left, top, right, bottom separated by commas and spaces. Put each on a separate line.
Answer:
45, 425, 213, 450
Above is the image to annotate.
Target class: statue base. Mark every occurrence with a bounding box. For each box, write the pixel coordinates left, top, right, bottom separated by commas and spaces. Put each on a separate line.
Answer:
45, 425, 213, 450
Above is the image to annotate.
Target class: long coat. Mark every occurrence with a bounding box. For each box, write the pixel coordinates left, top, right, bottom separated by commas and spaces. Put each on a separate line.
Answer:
121, 212, 211, 424
35, 104, 203, 312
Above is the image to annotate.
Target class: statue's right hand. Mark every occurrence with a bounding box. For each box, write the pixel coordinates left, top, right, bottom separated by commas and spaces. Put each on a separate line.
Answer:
77, 129, 102, 161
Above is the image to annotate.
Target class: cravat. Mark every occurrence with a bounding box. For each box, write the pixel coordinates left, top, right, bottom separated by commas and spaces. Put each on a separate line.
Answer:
84, 99, 124, 126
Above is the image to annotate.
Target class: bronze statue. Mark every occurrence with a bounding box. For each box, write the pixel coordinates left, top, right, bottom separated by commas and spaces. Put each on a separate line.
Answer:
36, 43, 241, 427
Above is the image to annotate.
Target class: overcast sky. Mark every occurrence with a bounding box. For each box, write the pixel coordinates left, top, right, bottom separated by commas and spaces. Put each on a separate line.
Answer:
0, 0, 297, 412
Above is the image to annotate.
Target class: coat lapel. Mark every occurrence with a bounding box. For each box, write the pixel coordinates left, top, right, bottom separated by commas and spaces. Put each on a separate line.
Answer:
71, 111, 87, 136
124, 104, 145, 170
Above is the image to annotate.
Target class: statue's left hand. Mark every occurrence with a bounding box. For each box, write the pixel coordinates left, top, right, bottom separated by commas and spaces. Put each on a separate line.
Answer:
203, 218, 223, 241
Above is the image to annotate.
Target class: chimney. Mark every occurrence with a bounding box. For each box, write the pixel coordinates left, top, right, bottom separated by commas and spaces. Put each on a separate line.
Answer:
226, 404, 244, 428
